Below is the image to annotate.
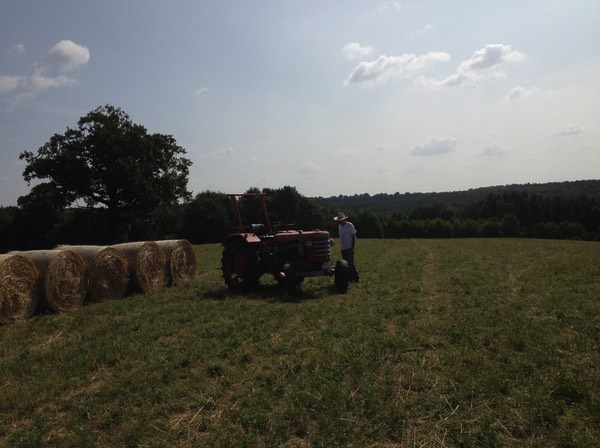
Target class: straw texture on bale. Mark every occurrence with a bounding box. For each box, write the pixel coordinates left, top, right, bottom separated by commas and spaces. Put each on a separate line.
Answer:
59, 245, 130, 303
110, 241, 167, 293
155, 239, 196, 286
19, 249, 87, 313
0, 254, 39, 324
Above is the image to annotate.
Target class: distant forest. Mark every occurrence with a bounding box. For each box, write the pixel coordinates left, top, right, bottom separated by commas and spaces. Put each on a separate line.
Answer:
1, 180, 599, 251
313, 180, 600, 242
313, 179, 600, 214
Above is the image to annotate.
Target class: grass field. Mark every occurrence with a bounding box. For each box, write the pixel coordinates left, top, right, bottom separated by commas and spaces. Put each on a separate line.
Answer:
1, 238, 599, 447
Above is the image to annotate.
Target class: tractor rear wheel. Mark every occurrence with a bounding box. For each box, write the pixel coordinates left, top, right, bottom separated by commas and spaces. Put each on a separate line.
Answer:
221, 239, 260, 291
334, 259, 350, 293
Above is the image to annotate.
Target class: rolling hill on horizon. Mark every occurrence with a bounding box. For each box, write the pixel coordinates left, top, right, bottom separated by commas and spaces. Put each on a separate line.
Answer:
313, 179, 600, 214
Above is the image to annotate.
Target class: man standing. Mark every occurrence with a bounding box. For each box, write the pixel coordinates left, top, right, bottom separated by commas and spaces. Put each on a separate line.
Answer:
334, 212, 359, 283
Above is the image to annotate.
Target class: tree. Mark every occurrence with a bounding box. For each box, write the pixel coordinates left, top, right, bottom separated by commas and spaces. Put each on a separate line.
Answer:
19, 105, 192, 241
355, 210, 384, 238
268, 186, 301, 226
181, 191, 234, 244
501, 213, 522, 237
265, 186, 328, 230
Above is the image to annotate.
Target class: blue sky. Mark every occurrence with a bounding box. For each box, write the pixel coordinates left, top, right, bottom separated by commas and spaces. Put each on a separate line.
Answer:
1, 1, 599, 206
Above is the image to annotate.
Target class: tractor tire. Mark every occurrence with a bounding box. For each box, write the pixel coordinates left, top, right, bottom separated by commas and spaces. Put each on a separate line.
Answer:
221, 239, 260, 291
334, 259, 350, 293
284, 263, 299, 296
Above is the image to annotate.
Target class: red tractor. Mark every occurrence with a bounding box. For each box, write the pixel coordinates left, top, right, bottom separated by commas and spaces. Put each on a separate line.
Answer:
221, 193, 350, 294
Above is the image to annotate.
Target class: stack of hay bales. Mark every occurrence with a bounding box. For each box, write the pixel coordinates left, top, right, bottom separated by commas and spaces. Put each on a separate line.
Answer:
0, 239, 196, 325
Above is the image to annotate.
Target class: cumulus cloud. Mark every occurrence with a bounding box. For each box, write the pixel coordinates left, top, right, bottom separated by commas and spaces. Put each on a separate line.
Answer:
342, 42, 374, 61
506, 85, 539, 100
0, 40, 89, 101
345, 51, 450, 86
410, 137, 457, 156
47, 40, 90, 72
459, 44, 526, 72
421, 44, 526, 88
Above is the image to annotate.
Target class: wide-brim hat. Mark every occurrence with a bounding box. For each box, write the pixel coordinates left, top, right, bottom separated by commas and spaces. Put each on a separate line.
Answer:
334, 212, 348, 221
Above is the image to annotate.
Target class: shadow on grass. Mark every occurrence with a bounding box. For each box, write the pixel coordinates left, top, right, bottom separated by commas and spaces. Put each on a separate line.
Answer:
200, 280, 345, 303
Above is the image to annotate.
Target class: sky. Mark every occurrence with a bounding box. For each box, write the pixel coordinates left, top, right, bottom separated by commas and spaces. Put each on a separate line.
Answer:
1, 1, 599, 206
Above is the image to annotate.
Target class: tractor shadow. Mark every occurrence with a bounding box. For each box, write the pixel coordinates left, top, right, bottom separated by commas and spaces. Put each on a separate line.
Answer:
201, 280, 344, 303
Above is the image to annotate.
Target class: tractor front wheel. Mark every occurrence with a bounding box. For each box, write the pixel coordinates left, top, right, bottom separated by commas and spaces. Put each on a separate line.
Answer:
284, 263, 298, 296
334, 259, 350, 293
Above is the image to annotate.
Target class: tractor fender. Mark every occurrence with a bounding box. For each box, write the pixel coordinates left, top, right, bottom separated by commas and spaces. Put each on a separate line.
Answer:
223, 233, 262, 246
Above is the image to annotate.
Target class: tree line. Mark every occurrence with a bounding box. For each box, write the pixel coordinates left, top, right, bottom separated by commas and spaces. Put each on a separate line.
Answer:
0, 105, 598, 252
314, 179, 600, 213
2, 185, 599, 252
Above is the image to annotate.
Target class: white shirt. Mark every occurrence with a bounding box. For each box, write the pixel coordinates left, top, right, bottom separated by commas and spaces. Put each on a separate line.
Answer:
338, 221, 357, 250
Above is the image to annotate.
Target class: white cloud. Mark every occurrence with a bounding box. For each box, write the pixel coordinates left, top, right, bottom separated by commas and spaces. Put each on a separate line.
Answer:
30, 74, 76, 91
422, 44, 526, 88
9, 44, 26, 54
506, 85, 539, 100
379, 1, 402, 12
554, 125, 583, 137
298, 161, 324, 175
0, 75, 26, 93
194, 86, 210, 95
342, 42, 374, 61
459, 44, 526, 72
411, 25, 435, 38
47, 40, 90, 72
0, 40, 89, 101
410, 137, 457, 156
375, 143, 395, 152
215, 147, 234, 157
345, 51, 450, 86
480, 143, 508, 157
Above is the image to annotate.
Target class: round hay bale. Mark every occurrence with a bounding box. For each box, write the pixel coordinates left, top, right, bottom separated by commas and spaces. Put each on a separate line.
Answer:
155, 239, 196, 286
58, 246, 130, 303
110, 241, 167, 293
0, 254, 39, 324
18, 249, 87, 313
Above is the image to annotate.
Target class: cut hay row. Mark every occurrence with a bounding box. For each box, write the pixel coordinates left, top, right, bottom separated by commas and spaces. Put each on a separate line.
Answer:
0, 239, 196, 325
0, 254, 39, 324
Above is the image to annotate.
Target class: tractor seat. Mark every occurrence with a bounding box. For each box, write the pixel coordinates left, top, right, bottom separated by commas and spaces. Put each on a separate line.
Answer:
251, 223, 267, 236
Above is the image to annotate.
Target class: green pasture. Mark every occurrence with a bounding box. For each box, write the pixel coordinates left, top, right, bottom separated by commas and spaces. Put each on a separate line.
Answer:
1, 239, 599, 447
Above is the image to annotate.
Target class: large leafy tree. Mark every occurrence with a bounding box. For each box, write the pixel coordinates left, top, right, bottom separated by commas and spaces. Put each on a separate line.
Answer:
19, 105, 192, 241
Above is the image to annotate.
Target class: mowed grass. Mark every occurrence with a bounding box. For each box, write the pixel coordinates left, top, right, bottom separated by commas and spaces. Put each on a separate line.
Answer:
1, 239, 599, 447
